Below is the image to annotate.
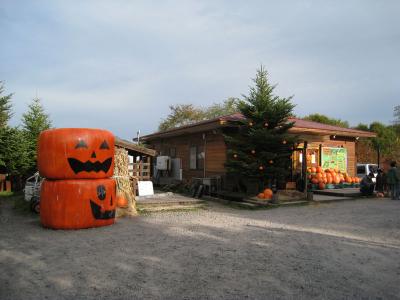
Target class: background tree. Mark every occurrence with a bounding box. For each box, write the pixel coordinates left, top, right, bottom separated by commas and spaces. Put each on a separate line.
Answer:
393, 105, 400, 125
369, 122, 399, 158
0, 81, 13, 128
158, 98, 239, 131
224, 66, 296, 192
303, 113, 349, 128
21, 98, 52, 174
354, 123, 370, 131
0, 82, 14, 172
0, 84, 31, 179
0, 127, 32, 175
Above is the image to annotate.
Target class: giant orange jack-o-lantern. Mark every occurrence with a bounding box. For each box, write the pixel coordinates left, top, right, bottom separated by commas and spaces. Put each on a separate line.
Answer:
38, 128, 115, 179
40, 178, 116, 229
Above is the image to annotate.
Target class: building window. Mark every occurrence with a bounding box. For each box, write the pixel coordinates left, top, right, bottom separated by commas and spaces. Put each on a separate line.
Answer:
189, 145, 204, 170
190, 146, 197, 169
197, 145, 204, 170
170, 147, 176, 158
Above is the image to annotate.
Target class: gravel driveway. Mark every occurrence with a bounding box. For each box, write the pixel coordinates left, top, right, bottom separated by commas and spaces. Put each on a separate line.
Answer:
1, 197, 400, 299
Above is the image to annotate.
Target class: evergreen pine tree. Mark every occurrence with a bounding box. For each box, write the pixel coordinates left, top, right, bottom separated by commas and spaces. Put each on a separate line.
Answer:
0, 81, 13, 128
21, 98, 52, 173
224, 66, 296, 191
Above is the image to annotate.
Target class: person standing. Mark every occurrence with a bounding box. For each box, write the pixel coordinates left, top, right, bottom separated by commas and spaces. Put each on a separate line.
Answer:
375, 168, 385, 196
386, 161, 399, 200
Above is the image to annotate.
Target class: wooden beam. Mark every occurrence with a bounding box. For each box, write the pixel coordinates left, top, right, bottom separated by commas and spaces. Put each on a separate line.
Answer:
115, 137, 156, 157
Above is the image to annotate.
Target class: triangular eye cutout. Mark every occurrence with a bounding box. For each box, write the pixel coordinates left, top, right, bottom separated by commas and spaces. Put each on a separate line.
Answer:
75, 140, 88, 149
100, 140, 110, 150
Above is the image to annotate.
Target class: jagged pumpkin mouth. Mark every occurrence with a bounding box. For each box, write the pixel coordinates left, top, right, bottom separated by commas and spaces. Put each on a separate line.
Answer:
67, 158, 112, 174
89, 200, 115, 220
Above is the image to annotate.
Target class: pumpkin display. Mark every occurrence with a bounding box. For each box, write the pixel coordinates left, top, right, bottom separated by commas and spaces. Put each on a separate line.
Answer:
263, 188, 273, 199
38, 128, 115, 179
308, 164, 361, 189
40, 178, 116, 229
116, 194, 129, 208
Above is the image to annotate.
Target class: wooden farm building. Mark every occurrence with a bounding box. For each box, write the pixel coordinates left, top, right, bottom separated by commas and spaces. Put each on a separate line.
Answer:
141, 113, 376, 191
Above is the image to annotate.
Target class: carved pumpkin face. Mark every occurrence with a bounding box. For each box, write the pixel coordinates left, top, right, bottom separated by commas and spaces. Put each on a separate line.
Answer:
40, 178, 116, 229
38, 128, 115, 179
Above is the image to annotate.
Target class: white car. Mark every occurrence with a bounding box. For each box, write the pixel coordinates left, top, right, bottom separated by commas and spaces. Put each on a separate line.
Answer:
357, 164, 378, 183
24, 172, 43, 213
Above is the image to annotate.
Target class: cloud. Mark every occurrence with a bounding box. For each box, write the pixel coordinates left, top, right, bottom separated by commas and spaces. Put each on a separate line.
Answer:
1, 0, 399, 138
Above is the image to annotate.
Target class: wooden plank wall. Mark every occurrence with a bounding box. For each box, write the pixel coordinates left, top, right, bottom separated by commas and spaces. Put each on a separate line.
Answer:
149, 134, 357, 180
148, 131, 227, 181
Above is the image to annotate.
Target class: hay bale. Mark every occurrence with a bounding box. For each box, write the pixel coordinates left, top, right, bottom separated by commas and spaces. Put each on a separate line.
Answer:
113, 147, 137, 216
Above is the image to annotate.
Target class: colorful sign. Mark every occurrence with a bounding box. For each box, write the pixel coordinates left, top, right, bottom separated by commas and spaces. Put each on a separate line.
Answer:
321, 147, 347, 173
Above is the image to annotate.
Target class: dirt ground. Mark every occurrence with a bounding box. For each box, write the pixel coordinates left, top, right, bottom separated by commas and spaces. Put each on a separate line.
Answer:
1, 196, 400, 300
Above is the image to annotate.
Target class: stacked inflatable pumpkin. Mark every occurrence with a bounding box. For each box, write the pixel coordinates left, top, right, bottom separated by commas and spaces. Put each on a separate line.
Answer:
38, 128, 116, 229
307, 166, 360, 190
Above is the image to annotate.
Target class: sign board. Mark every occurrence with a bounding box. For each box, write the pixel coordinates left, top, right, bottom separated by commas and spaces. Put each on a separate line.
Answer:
321, 147, 347, 173
138, 181, 154, 196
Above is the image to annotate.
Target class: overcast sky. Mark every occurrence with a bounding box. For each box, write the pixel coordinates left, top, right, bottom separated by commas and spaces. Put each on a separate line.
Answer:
1, 0, 399, 139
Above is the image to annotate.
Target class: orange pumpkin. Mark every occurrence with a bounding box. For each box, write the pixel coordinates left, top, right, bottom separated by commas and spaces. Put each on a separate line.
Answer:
40, 178, 116, 229
257, 193, 265, 199
263, 188, 273, 199
346, 177, 353, 184
116, 194, 128, 208
326, 175, 332, 184
311, 178, 319, 184
38, 128, 115, 179
318, 182, 325, 190
311, 167, 317, 173
333, 175, 341, 185
316, 166, 323, 173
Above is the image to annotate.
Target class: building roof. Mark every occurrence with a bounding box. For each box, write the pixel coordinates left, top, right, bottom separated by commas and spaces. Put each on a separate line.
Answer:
115, 137, 156, 156
141, 113, 376, 141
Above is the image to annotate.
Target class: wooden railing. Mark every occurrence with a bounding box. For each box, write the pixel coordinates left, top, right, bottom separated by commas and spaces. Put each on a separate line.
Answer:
130, 162, 151, 180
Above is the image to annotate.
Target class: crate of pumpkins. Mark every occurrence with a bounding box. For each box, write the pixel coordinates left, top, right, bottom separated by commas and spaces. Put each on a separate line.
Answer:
307, 166, 360, 190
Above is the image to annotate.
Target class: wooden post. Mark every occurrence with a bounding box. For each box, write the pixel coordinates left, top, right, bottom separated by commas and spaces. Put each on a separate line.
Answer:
302, 141, 308, 197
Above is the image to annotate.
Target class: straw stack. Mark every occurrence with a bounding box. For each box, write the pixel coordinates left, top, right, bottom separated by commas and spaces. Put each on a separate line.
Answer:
113, 147, 137, 216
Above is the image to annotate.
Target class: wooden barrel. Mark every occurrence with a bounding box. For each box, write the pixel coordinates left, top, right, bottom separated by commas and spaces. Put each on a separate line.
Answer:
38, 128, 114, 179
40, 178, 116, 229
